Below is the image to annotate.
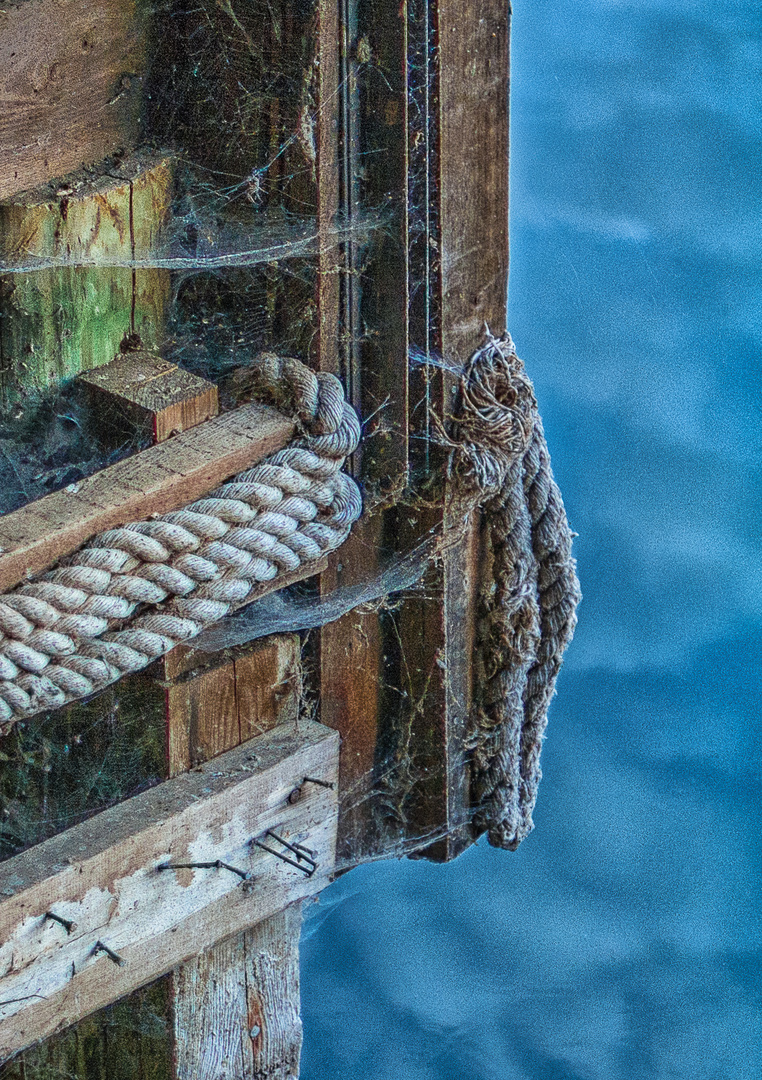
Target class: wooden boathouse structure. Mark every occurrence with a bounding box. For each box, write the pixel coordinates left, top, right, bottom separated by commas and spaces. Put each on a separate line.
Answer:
0, 1, 577, 1075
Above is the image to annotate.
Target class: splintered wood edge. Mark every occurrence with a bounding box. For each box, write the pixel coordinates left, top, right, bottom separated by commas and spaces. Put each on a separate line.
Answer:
0, 719, 339, 1060
0, 402, 295, 593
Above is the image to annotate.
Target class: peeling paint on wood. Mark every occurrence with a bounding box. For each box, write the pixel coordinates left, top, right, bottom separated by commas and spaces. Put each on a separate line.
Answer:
0, 719, 339, 1061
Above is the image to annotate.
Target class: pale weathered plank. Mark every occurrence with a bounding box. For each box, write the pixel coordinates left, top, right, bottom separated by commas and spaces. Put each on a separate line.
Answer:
245, 903, 303, 1080
0, 719, 339, 1060
0, 401, 295, 592
173, 933, 251, 1080
173, 903, 304, 1080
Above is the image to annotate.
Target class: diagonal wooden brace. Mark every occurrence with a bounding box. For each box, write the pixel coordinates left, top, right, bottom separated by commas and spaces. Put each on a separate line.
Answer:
0, 719, 339, 1061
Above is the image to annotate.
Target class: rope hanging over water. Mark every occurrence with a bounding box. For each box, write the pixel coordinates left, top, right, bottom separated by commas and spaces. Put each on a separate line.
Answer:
0, 355, 362, 730
451, 332, 581, 851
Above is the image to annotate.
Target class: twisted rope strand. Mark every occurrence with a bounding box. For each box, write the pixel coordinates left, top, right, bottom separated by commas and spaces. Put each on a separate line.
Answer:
510, 416, 581, 848
453, 333, 580, 850
0, 359, 362, 729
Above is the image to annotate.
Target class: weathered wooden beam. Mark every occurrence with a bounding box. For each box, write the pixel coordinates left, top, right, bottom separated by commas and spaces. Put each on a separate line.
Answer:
173, 899, 304, 1080
79, 351, 218, 444
0, 401, 295, 592
0, 0, 149, 201
317, 0, 410, 864
0, 718, 339, 1061
430, 0, 511, 860
0, 155, 173, 400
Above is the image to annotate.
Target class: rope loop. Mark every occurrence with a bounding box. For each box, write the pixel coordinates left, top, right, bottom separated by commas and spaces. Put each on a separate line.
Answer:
453, 331, 581, 851
0, 354, 362, 729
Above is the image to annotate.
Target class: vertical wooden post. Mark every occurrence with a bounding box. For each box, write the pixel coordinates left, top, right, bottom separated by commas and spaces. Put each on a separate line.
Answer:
96, 349, 307, 1080
0, 156, 173, 402
173, 904, 303, 1080
317, 0, 412, 864
166, 638, 305, 1080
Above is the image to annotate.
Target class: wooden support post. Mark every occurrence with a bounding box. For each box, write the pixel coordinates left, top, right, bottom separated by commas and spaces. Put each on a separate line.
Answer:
0, 155, 173, 402
430, 0, 511, 859
91, 336, 311, 1079
173, 900, 303, 1080
165, 637, 306, 1080
317, 0, 411, 864
317, 0, 510, 863
0, 719, 339, 1062
0, 0, 150, 201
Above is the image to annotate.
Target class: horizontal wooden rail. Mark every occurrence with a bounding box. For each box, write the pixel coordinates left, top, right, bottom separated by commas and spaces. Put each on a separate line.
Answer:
0, 719, 339, 1060
0, 402, 295, 593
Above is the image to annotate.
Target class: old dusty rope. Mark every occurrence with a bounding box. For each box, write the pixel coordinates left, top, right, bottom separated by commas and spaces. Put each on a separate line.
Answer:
452, 332, 581, 851
0, 356, 361, 730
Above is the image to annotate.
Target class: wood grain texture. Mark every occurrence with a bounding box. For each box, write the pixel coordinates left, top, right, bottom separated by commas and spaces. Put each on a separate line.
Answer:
173, 933, 251, 1080
438, 0, 510, 357
317, 0, 410, 864
164, 635, 301, 776
0, 401, 294, 592
173, 903, 303, 1080
0, 0, 149, 201
245, 903, 303, 1080
79, 351, 219, 443
0, 155, 173, 401
431, 0, 510, 860
0, 719, 339, 1061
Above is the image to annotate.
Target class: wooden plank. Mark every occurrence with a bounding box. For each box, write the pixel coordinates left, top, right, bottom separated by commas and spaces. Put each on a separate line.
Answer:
173, 933, 251, 1080
236, 635, 302, 743
0, 719, 339, 1061
0, 0, 149, 201
166, 663, 240, 779
0, 155, 173, 401
244, 903, 303, 1080
173, 903, 303, 1080
430, 0, 511, 860
317, 0, 411, 863
79, 351, 219, 444
163, 633, 302, 776
0, 401, 295, 592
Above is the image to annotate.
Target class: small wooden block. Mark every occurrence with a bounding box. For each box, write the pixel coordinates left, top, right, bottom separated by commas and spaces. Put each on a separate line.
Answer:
0, 719, 339, 1061
0, 401, 295, 593
79, 352, 219, 443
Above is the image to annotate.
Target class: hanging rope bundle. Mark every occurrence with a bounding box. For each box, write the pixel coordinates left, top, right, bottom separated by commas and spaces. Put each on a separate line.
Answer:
0, 355, 362, 730
451, 332, 581, 851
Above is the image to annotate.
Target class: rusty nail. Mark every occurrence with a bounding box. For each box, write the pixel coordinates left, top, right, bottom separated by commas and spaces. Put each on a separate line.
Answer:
93, 941, 124, 966
157, 859, 249, 881
45, 911, 75, 934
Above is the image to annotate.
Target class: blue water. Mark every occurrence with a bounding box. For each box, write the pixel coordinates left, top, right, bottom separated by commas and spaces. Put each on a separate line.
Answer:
301, 3, 762, 1077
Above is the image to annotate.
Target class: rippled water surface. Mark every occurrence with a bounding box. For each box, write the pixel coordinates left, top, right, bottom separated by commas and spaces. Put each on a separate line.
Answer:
301, 3, 762, 1076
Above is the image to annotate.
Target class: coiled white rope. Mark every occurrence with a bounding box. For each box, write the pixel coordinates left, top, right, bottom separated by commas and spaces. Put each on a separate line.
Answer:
0, 356, 362, 729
